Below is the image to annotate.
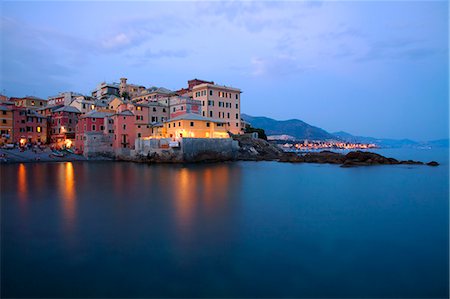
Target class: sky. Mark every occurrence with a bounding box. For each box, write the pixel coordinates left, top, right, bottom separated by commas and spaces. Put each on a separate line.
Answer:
0, 1, 448, 141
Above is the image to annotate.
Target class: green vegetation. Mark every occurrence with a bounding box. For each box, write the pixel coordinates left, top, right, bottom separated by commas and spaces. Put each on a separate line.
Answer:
244, 124, 267, 140
121, 92, 130, 100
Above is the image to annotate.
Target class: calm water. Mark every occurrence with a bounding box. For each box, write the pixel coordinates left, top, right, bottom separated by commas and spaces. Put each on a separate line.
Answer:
1, 148, 449, 298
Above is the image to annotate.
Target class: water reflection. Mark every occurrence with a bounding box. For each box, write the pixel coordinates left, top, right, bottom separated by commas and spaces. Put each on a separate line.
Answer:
58, 162, 77, 233
17, 163, 27, 203
172, 164, 241, 248
174, 167, 197, 232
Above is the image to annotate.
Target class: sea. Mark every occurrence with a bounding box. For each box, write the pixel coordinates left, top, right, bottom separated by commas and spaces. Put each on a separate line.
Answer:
1, 148, 448, 298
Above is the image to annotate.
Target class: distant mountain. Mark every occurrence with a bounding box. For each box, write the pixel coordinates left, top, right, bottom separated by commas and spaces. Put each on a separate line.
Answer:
242, 114, 448, 148
332, 131, 449, 148
427, 138, 449, 148
242, 114, 335, 140
332, 131, 418, 147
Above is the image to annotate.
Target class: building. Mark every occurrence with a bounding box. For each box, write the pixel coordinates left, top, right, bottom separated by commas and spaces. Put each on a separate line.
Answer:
132, 86, 175, 103
0, 105, 14, 144
50, 106, 81, 148
69, 96, 97, 114
110, 110, 136, 151
167, 96, 202, 119
162, 113, 229, 139
47, 92, 82, 107
176, 78, 214, 96
12, 96, 48, 109
91, 82, 120, 100
119, 78, 146, 99
75, 111, 112, 152
190, 82, 242, 134
12, 108, 48, 144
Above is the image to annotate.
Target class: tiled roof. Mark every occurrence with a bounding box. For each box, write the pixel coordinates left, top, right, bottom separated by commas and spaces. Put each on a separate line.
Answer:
82, 111, 112, 118
54, 106, 81, 113
166, 113, 226, 123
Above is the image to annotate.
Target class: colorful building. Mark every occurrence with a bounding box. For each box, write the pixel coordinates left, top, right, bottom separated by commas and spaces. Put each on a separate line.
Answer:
191, 82, 242, 134
163, 113, 229, 139
0, 105, 14, 144
111, 110, 136, 150
12, 96, 48, 109
168, 96, 202, 119
12, 108, 48, 144
50, 106, 81, 148
119, 78, 146, 98
75, 111, 112, 152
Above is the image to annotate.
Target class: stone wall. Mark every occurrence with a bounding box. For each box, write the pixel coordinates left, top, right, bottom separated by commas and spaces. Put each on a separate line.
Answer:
83, 132, 114, 158
133, 137, 239, 162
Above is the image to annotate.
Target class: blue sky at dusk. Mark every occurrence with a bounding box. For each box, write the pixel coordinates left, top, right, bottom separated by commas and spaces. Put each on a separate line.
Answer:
1, 1, 448, 141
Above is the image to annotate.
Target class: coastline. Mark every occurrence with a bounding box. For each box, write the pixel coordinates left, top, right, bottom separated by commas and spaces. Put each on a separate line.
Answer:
0, 137, 440, 167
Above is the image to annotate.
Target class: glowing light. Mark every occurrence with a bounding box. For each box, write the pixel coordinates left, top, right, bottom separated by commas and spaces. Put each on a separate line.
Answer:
19, 138, 26, 146
65, 139, 72, 148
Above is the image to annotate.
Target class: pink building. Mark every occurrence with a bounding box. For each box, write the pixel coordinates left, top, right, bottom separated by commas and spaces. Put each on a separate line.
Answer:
75, 111, 112, 152
168, 96, 201, 119
111, 110, 136, 150
50, 106, 81, 147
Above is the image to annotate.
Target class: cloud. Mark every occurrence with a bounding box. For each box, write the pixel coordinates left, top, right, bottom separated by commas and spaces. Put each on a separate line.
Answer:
356, 38, 444, 62
250, 55, 316, 77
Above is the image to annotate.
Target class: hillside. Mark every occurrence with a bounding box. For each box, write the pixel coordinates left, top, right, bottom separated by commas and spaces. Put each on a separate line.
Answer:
242, 114, 335, 140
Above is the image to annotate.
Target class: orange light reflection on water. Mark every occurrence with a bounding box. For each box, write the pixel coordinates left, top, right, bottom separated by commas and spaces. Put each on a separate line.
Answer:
17, 163, 27, 212
59, 162, 77, 233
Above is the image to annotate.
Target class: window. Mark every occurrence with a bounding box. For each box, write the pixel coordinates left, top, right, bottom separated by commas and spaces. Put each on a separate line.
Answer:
173, 122, 176, 127
202, 111, 205, 116
2, 120, 5, 124
163, 108, 166, 112
153, 107, 156, 112
202, 101, 205, 106
168, 124, 171, 128
123, 125, 126, 130
92, 125, 96, 131
227, 113, 230, 119
236, 94, 238, 99
138, 125, 141, 128
136, 116, 140, 120
236, 113, 239, 119
190, 122, 194, 127
100, 125, 104, 131
178, 122, 181, 127
37, 126, 41, 133
236, 123, 239, 127
206, 122, 210, 127
236, 103, 238, 109
138, 133, 141, 138
173, 107, 176, 112
2, 111, 6, 115
210, 90, 213, 96
209, 111, 213, 117
69, 119, 72, 124
181, 106, 184, 111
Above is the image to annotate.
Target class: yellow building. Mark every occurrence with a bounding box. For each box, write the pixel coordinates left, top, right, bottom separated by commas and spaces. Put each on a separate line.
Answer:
162, 113, 229, 139
0, 106, 13, 144
13, 96, 48, 109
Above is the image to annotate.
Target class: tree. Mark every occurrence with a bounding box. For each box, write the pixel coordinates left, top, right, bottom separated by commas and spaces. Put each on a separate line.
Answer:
244, 124, 267, 140
121, 92, 130, 100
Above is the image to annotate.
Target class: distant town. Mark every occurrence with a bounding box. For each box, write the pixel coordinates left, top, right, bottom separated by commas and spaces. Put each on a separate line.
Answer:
278, 140, 377, 151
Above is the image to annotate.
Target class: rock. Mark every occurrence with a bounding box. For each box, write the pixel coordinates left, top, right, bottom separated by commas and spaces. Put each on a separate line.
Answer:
427, 161, 439, 166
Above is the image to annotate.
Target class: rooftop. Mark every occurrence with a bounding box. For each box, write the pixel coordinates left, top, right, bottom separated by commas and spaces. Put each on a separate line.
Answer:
166, 113, 227, 124
54, 106, 81, 113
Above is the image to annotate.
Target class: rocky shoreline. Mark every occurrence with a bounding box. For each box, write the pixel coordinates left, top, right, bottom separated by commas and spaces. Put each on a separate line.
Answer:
1, 136, 440, 167
232, 135, 439, 167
